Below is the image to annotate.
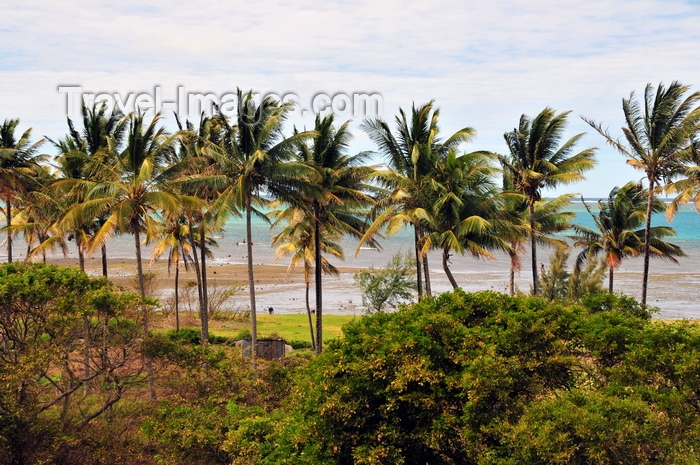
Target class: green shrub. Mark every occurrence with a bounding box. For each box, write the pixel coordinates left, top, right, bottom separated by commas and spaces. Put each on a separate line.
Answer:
287, 340, 313, 350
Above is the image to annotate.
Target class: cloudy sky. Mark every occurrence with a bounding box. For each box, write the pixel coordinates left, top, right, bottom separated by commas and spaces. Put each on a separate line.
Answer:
2, 0, 699, 197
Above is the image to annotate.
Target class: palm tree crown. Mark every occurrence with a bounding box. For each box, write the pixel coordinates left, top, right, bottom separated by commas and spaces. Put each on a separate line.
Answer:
0, 118, 45, 262
275, 113, 376, 353
501, 108, 597, 294
362, 101, 475, 298
573, 182, 684, 293
584, 81, 700, 303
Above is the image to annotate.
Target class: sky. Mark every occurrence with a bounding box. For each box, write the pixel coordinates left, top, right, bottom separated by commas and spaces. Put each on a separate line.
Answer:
2, 0, 700, 197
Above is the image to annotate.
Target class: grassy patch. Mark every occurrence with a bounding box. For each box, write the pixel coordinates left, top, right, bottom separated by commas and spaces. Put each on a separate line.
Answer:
257, 314, 358, 343
154, 313, 358, 344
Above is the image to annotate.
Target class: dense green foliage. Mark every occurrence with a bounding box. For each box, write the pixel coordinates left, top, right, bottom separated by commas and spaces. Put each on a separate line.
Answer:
223, 290, 700, 465
0, 263, 313, 464
4, 263, 700, 464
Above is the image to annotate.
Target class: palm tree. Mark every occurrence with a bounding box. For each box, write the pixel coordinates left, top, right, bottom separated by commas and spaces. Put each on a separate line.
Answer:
271, 207, 342, 352
64, 112, 182, 400
62, 112, 181, 300
362, 101, 475, 299
500, 164, 575, 295
276, 114, 377, 353
203, 90, 303, 362
64, 102, 126, 276
584, 81, 700, 304
5, 185, 68, 264
420, 150, 513, 289
0, 119, 44, 262
573, 182, 684, 293
170, 115, 227, 343
151, 215, 193, 332
501, 108, 597, 295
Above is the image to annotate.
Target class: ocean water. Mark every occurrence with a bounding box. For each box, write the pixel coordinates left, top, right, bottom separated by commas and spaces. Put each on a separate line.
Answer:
5, 202, 700, 319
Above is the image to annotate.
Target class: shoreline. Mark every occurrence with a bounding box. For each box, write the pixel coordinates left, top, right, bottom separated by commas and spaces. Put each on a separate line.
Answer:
32, 254, 700, 320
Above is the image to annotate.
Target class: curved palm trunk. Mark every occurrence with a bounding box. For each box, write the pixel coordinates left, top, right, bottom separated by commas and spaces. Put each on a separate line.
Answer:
314, 208, 323, 354
609, 265, 614, 294
6, 197, 11, 263
304, 264, 316, 352
78, 249, 85, 272
414, 226, 423, 300
529, 203, 539, 295
641, 182, 654, 305
246, 196, 257, 367
442, 247, 458, 289
174, 262, 180, 332
134, 229, 156, 400
101, 244, 108, 277
200, 226, 209, 343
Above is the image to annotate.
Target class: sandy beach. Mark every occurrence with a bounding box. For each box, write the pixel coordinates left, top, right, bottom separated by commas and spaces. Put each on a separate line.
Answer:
41, 252, 700, 320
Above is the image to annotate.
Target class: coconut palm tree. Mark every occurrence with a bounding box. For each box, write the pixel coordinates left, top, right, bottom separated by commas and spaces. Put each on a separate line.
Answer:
362, 101, 475, 298
202, 90, 305, 361
5, 185, 68, 264
64, 102, 126, 276
501, 108, 597, 295
62, 112, 181, 400
151, 215, 193, 332
500, 166, 576, 295
276, 114, 377, 353
48, 133, 113, 271
271, 207, 343, 352
584, 81, 700, 304
0, 119, 45, 262
170, 115, 227, 343
420, 150, 513, 289
573, 182, 684, 293
62, 112, 181, 300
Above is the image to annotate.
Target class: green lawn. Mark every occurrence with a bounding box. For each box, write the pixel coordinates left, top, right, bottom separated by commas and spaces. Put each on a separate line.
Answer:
164, 314, 361, 344
256, 314, 359, 343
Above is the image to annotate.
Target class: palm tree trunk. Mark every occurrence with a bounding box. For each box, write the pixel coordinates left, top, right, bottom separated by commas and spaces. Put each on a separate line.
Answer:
442, 247, 458, 289
641, 181, 654, 305
414, 225, 423, 300
101, 244, 108, 277
200, 226, 209, 343
305, 265, 316, 352
134, 230, 145, 300
78, 249, 85, 272
6, 197, 12, 263
134, 229, 155, 400
314, 207, 323, 354
529, 203, 539, 295
608, 265, 614, 294
509, 251, 517, 296
175, 262, 180, 332
423, 243, 432, 296
246, 196, 257, 367
417, 227, 431, 296
188, 225, 203, 312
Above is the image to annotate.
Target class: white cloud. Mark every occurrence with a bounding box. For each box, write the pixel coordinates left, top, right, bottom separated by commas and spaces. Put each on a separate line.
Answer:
1, 0, 699, 196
